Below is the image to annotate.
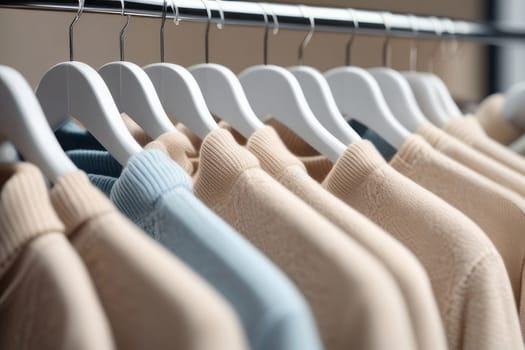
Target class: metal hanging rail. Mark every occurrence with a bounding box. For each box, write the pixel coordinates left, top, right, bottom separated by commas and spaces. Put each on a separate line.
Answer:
1, 0, 525, 45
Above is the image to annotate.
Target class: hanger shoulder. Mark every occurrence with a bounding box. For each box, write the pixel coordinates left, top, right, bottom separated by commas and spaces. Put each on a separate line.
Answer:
189, 63, 264, 139
98, 61, 176, 139
426, 73, 462, 118
144, 63, 218, 140
368, 67, 428, 131
502, 82, 525, 129
36, 61, 142, 165
239, 64, 346, 162
289, 65, 361, 145
325, 66, 409, 149
0, 66, 77, 182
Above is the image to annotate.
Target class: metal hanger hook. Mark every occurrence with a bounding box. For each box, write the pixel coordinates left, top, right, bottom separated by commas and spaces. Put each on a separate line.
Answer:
441, 18, 461, 60
69, 0, 84, 61
345, 8, 359, 66
298, 5, 314, 65
160, 0, 168, 62
200, 0, 212, 63
171, 0, 181, 26
428, 16, 443, 72
408, 14, 419, 71
119, 0, 130, 61
381, 11, 392, 68
259, 3, 279, 65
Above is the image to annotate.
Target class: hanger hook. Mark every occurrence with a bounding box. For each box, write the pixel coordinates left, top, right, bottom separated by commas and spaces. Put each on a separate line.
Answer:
259, 3, 279, 65
159, 0, 168, 62
119, 0, 130, 61
215, 0, 225, 30
171, 0, 181, 26
381, 11, 392, 68
298, 5, 314, 65
428, 16, 443, 72
345, 8, 359, 66
441, 18, 461, 60
200, 0, 212, 63
408, 14, 419, 71
69, 0, 84, 61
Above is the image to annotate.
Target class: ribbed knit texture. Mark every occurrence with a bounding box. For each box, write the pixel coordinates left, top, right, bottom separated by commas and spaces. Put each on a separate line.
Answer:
193, 128, 418, 350
321, 140, 521, 350
246, 127, 448, 350
391, 135, 525, 339
475, 94, 522, 144
50, 171, 248, 350
417, 122, 525, 198
145, 131, 197, 175
55, 121, 105, 151
66, 149, 122, 177
444, 116, 525, 176
97, 148, 324, 350
0, 163, 64, 274
0, 163, 115, 350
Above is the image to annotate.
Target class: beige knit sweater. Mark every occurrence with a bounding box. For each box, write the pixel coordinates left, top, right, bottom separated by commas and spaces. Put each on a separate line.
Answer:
187, 128, 417, 350
50, 171, 248, 350
0, 163, 115, 350
475, 94, 522, 144
444, 116, 525, 176
320, 140, 522, 350
417, 122, 525, 198
390, 135, 525, 339
244, 126, 447, 350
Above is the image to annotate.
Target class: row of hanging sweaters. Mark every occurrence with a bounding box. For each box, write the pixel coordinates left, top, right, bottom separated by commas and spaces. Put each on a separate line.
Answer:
3, 66, 525, 350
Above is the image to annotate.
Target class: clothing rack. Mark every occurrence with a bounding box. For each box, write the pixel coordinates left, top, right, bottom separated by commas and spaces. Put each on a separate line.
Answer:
1, 0, 525, 46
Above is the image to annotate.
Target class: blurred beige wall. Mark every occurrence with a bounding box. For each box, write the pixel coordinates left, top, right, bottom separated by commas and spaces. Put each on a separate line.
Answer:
0, 0, 487, 102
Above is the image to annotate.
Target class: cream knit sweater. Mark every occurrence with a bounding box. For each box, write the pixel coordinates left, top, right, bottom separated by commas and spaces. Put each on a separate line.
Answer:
245, 126, 447, 350
417, 122, 525, 198
444, 116, 525, 176
189, 128, 418, 350
390, 135, 525, 339
475, 94, 522, 144
0, 163, 115, 350
50, 171, 248, 350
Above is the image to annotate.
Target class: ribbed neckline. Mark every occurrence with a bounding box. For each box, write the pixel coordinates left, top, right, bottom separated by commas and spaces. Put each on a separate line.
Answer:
194, 128, 260, 205
389, 135, 433, 171
145, 131, 197, 175
444, 116, 484, 145
50, 170, 115, 236
66, 149, 122, 177
246, 126, 306, 179
415, 123, 449, 150
322, 140, 386, 196
108, 150, 193, 222
0, 163, 64, 275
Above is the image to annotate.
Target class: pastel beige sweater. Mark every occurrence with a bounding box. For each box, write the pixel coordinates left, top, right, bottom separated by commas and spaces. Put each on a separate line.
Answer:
444, 115, 525, 176
475, 94, 522, 144
390, 135, 525, 339
320, 140, 521, 350
244, 127, 447, 350
417, 122, 525, 198
188, 128, 417, 350
0, 163, 115, 350
50, 170, 248, 350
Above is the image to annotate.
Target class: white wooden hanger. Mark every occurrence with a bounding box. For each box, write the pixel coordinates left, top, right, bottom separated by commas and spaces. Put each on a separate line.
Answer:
367, 12, 428, 132
402, 16, 458, 126
98, 0, 177, 139
288, 6, 360, 145
238, 4, 346, 163
188, 0, 263, 139
0, 66, 78, 182
323, 10, 410, 150
36, 0, 142, 166
144, 0, 220, 140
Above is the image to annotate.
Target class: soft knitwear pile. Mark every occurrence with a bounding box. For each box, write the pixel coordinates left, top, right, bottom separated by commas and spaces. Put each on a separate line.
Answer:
474, 94, 523, 145
0, 163, 115, 350
50, 170, 248, 350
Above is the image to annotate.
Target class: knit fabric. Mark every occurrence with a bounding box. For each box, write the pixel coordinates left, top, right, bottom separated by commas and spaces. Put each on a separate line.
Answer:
245, 126, 447, 350
444, 115, 525, 176
0, 163, 114, 350
417, 122, 525, 198
193, 128, 418, 350
475, 94, 522, 144
89, 149, 324, 350
50, 171, 248, 350
391, 135, 525, 339
320, 140, 521, 350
